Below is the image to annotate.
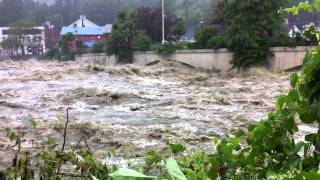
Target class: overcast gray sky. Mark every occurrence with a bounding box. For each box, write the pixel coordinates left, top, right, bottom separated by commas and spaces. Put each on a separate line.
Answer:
35, 0, 55, 5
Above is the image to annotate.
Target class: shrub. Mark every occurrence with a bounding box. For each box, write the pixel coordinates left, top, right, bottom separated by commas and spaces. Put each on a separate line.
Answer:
269, 33, 298, 47
194, 26, 218, 48
208, 36, 226, 49
152, 43, 177, 57
60, 51, 75, 61
152, 42, 188, 57
75, 39, 88, 55
132, 31, 152, 51
91, 42, 105, 53
57, 33, 76, 61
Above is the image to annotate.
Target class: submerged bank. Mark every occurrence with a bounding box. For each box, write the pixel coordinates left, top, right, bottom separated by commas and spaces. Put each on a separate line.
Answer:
0, 59, 315, 168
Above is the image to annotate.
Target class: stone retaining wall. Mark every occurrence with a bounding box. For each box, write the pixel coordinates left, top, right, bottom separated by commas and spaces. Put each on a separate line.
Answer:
76, 46, 315, 72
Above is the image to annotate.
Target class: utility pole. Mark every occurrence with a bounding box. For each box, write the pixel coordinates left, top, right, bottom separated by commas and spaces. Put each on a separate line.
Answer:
162, 0, 165, 44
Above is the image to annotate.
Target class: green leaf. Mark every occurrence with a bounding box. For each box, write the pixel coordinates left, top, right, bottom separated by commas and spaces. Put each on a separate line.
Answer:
29, 116, 37, 129
91, 175, 99, 180
299, 109, 316, 124
109, 168, 155, 180
305, 133, 317, 143
313, 0, 320, 12
276, 95, 287, 110
235, 129, 245, 137
9, 131, 16, 141
266, 171, 277, 179
166, 158, 187, 180
213, 137, 219, 145
294, 142, 306, 154
47, 136, 56, 146
169, 143, 186, 154
290, 73, 298, 88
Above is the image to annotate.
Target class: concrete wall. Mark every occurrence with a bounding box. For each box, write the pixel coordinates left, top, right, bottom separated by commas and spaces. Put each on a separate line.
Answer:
76, 46, 314, 72
76, 53, 117, 66
134, 49, 233, 71
269, 46, 315, 72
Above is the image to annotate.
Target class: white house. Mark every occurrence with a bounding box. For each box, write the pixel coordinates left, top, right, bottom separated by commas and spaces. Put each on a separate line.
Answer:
0, 26, 46, 55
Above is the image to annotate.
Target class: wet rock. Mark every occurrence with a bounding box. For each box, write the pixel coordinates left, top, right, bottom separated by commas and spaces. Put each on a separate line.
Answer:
75, 121, 98, 136
193, 74, 210, 82
149, 133, 162, 139
92, 65, 105, 72
200, 136, 211, 142
153, 100, 175, 107
130, 104, 143, 111
206, 130, 220, 137
106, 141, 122, 148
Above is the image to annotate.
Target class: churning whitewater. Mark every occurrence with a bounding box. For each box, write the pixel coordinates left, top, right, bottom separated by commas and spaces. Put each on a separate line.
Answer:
0, 59, 315, 167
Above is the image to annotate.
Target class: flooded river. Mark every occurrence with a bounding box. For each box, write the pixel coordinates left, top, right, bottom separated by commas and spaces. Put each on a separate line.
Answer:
0, 59, 316, 168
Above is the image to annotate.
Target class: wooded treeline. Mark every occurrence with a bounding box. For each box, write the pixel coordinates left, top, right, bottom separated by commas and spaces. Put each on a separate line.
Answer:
0, 0, 210, 28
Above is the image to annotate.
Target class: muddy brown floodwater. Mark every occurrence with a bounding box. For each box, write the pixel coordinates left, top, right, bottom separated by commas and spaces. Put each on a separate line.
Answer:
0, 59, 317, 168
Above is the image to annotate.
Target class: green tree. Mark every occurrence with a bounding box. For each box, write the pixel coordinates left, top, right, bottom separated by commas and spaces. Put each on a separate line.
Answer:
136, 6, 186, 42
169, 18, 186, 41
106, 10, 137, 63
58, 32, 75, 60
224, 0, 286, 69
205, 0, 229, 32
194, 26, 218, 48
132, 31, 152, 51
75, 39, 88, 55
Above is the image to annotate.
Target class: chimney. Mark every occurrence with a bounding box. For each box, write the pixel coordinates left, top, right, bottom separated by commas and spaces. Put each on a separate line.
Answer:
82, 14, 85, 27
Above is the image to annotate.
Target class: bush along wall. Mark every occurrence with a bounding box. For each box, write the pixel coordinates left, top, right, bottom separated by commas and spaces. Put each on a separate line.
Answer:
224, 0, 286, 70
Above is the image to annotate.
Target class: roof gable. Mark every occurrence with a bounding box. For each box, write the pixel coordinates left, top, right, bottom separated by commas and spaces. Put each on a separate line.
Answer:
67, 15, 99, 28
103, 24, 113, 34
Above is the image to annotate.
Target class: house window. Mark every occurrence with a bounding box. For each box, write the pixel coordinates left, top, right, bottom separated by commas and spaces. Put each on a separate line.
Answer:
91, 37, 95, 41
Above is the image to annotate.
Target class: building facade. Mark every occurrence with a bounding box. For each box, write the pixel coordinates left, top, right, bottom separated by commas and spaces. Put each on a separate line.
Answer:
0, 26, 46, 55
60, 15, 112, 49
45, 23, 60, 49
